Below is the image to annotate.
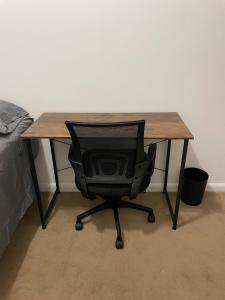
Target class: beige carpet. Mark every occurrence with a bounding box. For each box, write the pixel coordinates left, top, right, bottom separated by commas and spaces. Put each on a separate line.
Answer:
0, 192, 225, 300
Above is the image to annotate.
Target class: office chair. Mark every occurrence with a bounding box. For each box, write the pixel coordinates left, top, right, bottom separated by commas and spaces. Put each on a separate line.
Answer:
65, 120, 157, 249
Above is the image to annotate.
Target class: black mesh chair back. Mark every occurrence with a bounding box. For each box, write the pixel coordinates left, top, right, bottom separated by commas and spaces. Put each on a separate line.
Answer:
65, 120, 150, 198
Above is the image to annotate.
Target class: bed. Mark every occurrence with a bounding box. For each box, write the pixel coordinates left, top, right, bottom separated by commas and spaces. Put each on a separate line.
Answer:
0, 100, 36, 257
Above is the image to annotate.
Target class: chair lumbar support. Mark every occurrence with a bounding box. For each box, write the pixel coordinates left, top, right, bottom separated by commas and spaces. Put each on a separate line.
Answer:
75, 198, 155, 249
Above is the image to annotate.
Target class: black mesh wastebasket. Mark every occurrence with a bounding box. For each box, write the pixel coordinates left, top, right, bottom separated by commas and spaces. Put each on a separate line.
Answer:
181, 168, 208, 206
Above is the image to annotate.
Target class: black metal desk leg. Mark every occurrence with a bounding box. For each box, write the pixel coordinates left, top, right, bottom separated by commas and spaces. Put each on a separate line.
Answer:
172, 139, 189, 230
26, 139, 46, 229
163, 139, 171, 193
26, 139, 60, 228
50, 139, 60, 193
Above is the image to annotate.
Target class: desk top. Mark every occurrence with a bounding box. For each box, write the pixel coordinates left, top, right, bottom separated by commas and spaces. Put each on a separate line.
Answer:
21, 112, 194, 140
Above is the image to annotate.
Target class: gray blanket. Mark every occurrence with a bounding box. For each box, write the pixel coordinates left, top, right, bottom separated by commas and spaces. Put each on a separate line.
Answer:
0, 116, 35, 257
0, 100, 29, 134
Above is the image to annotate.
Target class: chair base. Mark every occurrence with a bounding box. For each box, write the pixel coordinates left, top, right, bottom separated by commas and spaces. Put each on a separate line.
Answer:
75, 198, 155, 249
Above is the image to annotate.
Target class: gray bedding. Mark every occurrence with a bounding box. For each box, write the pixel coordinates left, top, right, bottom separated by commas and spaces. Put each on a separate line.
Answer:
0, 109, 35, 257
0, 100, 29, 134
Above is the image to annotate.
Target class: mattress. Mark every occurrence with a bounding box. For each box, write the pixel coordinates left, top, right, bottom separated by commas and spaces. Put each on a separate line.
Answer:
0, 117, 35, 257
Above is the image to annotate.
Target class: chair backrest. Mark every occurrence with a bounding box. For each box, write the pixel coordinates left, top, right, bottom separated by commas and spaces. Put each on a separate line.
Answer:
65, 120, 150, 198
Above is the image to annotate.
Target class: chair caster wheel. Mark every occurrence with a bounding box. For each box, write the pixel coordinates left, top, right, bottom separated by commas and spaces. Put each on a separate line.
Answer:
115, 238, 124, 249
75, 220, 83, 230
148, 213, 155, 223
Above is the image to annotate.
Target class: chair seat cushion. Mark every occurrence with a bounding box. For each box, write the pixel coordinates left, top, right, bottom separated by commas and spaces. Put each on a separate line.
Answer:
75, 171, 151, 198
74, 145, 156, 199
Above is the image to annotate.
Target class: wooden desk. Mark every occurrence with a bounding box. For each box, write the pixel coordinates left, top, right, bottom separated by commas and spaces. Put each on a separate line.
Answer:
22, 112, 193, 140
22, 112, 193, 230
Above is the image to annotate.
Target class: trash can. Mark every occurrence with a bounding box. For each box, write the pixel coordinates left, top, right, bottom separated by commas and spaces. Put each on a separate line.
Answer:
181, 168, 208, 206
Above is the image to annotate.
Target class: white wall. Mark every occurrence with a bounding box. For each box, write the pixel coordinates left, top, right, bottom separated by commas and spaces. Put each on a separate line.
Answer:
0, 0, 225, 191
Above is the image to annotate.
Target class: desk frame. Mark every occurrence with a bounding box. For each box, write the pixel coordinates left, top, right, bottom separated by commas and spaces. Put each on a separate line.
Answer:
26, 137, 189, 230
26, 139, 60, 229
163, 139, 189, 229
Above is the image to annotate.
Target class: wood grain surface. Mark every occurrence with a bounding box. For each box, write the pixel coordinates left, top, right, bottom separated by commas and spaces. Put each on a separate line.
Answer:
21, 112, 194, 140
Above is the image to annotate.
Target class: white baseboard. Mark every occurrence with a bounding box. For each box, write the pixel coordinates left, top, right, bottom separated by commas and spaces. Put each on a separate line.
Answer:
39, 182, 225, 193
206, 183, 225, 192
